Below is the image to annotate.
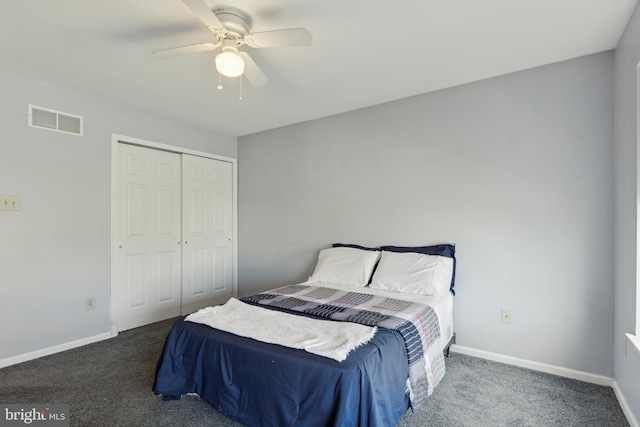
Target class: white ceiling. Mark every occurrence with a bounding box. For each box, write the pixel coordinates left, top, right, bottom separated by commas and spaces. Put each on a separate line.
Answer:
0, 0, 637, 137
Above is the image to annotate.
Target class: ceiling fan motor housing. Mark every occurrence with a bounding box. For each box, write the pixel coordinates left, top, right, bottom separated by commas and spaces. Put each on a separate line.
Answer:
213, 8, 251, 39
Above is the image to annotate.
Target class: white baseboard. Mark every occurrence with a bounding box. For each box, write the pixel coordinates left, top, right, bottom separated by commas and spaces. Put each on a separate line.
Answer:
0, 332, 114, 369
613, 380, 640, 427
450, 344, 613, 386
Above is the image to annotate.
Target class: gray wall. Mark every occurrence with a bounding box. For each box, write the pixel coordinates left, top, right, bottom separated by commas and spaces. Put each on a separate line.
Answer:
614, 2, 640, 419
0, 70, 236, 361
239, 51, 615, 377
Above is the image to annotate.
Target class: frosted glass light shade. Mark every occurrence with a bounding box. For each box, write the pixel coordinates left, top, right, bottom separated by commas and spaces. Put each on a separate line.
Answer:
216, 51, 245, 77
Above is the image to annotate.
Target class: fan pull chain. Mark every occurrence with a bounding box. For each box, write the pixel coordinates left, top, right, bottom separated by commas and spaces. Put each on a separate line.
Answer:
215, 74, 245, 101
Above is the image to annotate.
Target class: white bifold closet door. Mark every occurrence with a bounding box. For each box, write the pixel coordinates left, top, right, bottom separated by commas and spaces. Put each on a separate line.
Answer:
180, 153, 233, 315
115, 144, 182, 331
115, 143, 233, 332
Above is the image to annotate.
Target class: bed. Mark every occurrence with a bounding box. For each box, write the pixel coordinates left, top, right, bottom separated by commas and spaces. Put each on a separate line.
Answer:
153, 243, 456, 427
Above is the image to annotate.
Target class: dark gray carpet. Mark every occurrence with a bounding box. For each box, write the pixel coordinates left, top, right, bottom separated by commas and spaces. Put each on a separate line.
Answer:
0, 318, 628, 426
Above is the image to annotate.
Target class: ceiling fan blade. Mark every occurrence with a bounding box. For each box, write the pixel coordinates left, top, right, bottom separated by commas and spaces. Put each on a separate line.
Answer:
238, 51, 268, 86
181, 0, 224, 31
245, 28, 312, 48
153, 42, 218, 58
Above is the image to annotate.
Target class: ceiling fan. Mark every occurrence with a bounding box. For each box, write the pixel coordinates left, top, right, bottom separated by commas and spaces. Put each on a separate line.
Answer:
154, 0, 313, 88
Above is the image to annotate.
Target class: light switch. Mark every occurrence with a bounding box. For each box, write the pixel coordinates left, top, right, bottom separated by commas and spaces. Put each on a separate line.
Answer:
0, 195, 21, 211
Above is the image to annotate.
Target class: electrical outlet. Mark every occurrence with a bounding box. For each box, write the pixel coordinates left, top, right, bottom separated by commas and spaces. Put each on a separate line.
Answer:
501, 309, 512, 324
0, 195, 21, 211
85, 297, 96, 311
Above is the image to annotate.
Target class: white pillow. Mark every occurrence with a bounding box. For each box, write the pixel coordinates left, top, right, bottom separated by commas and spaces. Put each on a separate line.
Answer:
370, 251, 453, 297
308, 247, 381, 287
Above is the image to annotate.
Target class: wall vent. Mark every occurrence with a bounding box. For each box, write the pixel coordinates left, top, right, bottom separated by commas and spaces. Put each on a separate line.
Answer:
28, 105, 83, 136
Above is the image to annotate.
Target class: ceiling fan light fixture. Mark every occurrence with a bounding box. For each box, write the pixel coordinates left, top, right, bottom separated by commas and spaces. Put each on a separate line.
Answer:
215, 49, 245, 77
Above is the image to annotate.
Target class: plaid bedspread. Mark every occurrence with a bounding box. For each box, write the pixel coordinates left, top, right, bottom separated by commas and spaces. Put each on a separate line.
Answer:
240, 284, 446, 408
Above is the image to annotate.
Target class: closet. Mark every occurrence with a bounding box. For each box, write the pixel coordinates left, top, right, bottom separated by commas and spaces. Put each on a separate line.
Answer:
114, 142, 234, 331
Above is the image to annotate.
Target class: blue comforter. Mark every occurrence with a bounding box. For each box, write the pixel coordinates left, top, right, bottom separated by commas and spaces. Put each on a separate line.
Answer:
153, 316, 410, 426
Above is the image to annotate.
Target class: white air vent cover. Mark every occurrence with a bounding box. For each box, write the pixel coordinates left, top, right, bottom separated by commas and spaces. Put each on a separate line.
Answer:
28, 105, 83, 136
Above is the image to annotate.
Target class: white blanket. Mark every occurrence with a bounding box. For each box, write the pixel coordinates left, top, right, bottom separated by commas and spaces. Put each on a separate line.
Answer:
185, 298, 377, 362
